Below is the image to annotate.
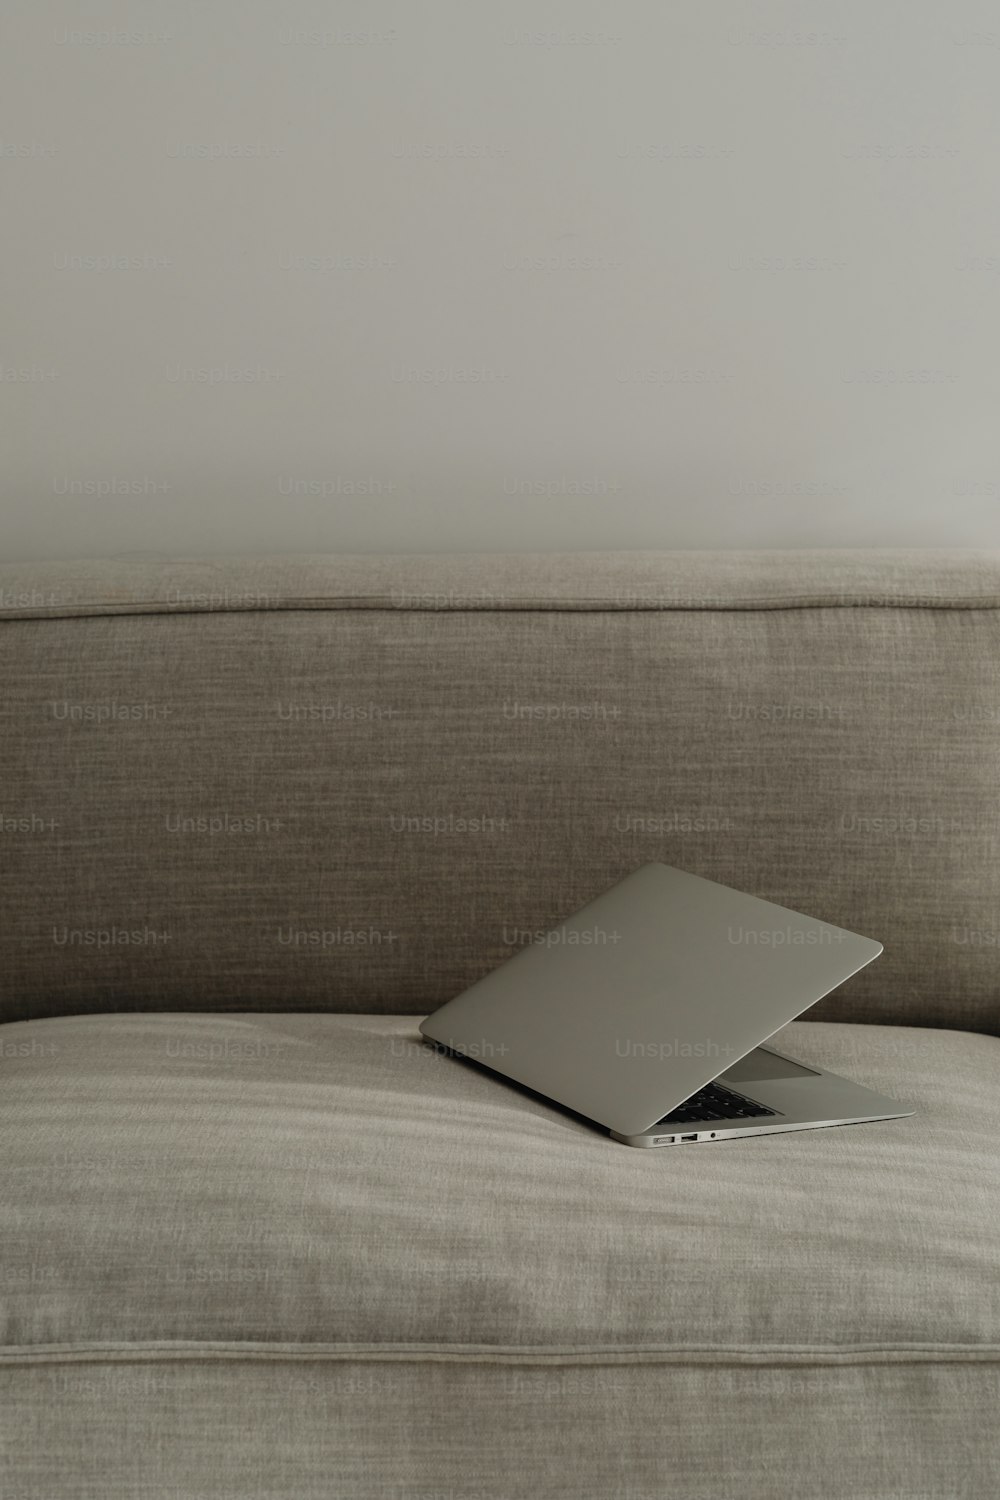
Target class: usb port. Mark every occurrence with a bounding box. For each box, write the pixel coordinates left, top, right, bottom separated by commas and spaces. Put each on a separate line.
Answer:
681, 1133, 698, 1142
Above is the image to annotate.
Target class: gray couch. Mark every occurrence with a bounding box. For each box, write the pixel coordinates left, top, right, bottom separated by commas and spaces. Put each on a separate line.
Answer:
1, 549, 998, 1499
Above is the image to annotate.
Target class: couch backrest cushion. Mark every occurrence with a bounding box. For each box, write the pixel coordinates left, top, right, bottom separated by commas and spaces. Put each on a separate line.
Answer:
2, 550, 999, 1033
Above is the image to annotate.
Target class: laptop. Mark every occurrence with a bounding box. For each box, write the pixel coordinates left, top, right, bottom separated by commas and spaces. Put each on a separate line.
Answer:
419, 862, 914, 1147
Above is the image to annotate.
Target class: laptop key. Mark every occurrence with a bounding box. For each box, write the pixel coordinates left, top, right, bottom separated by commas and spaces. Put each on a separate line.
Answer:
657, 1081, 777, 1126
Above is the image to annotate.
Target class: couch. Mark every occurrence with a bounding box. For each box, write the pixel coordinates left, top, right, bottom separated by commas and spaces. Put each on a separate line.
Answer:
1, 549, 998, 1499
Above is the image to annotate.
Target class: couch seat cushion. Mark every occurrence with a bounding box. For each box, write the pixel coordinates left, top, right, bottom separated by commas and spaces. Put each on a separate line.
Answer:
0, 1012, 997, 1355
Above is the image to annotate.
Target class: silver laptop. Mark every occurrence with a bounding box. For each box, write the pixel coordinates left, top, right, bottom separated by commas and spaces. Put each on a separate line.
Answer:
420, 862, 913, 1147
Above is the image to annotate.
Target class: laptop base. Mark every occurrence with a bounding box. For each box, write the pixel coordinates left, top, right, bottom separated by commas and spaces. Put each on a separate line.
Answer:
610, 1046, 914, 1147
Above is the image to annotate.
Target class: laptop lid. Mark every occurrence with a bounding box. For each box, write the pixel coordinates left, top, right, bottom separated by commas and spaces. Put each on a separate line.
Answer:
419, 862, 882, 1137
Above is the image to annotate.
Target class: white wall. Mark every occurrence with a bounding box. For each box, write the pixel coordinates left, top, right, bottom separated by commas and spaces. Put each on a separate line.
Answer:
3, 0, 1000, 561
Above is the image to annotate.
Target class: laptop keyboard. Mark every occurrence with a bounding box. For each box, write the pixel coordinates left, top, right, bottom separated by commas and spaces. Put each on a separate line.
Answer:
656, 1080, 778, 1126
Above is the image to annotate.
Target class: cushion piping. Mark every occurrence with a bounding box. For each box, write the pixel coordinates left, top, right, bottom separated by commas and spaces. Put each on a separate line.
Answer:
5, 592, 1000, 622
2, 1340, 999, 1368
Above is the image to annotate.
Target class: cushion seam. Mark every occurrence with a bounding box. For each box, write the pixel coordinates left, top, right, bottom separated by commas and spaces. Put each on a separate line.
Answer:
2, 1341, 999, 1368
4, 594, 1000, 623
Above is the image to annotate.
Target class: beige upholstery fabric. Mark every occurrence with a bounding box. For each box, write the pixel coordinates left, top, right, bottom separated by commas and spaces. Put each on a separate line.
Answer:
2, 552, 999, 1497
3, 1358, 995, 1499
0, 1011, 997, 1496
2, 552, 1000, 1032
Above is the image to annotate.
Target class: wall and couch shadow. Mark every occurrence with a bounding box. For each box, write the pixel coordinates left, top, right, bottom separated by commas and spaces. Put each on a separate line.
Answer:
3, 0, 999, 561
